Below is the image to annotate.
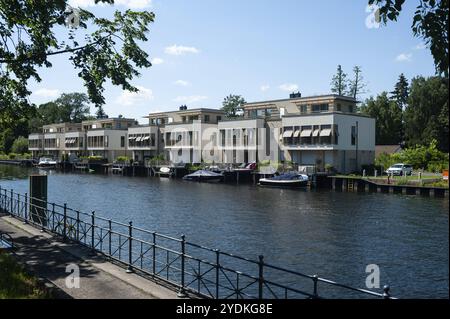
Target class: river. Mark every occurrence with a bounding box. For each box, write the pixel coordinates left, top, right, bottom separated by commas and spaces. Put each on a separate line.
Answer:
0, 165, 448, 298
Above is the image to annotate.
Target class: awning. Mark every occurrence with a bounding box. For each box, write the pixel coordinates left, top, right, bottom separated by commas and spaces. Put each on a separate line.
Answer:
142, 136, 150, 141
128, 136, 136, 140
320, 129, 332, 137
293, 130, 301, 138
136, 136, 142, 142
300, 130, 312, 137
283, 130, 293, 138
312, 129, 320, 137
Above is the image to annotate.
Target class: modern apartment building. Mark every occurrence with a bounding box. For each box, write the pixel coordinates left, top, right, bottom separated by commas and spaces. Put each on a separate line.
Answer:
29, 118, 137, 162
28, 93, 375, 173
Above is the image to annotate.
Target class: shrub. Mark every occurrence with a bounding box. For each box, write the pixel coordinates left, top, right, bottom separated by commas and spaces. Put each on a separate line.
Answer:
11, 136, 29, 155
115, 156, 130, 163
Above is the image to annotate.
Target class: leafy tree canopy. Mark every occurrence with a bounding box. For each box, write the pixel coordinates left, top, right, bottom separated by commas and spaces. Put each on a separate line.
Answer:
222, 95, 246, 118
369, 0, 449, 76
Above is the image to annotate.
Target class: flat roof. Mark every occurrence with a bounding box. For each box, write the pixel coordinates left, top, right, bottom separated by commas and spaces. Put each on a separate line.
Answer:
245, 94, 359, 106
145, 108, 225, 118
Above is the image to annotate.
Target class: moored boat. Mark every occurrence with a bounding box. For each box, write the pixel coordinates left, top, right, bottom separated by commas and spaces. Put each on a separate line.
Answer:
157, 166, 173, 178
183, 170, 224, 183
37, 157, 58, 168
259, 172, 309, 188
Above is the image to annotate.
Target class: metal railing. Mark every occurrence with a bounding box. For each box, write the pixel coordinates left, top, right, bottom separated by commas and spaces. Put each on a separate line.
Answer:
0, 185, 395, 299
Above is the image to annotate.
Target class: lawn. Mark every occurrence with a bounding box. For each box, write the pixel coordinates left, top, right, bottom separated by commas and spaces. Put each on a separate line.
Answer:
0, 250, 50, 299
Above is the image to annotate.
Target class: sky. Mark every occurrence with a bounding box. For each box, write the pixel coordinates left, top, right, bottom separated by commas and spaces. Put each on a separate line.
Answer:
28, 0, 437, 123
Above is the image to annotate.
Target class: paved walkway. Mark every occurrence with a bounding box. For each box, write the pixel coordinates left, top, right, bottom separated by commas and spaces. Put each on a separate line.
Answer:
0, 215, 179, 299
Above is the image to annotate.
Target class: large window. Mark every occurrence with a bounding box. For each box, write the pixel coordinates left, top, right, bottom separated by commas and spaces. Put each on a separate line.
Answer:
312, 104, 329, 113
351, 126, 357, 145
120, 136, 125, 148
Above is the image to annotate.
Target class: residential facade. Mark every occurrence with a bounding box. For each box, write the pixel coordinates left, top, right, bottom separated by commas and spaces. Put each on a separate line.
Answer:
28, 93, 375, 173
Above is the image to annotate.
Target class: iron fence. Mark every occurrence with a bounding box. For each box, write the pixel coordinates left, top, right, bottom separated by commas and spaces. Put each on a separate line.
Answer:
0, 185, 395, 299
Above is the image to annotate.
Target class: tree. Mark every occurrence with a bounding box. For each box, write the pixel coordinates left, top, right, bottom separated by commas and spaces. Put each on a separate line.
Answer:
0, 0, 154, 133
96, 106, 108, 119
330, 65, 349, 96
360, 92, 403, 144
390, 73, 409, 142
404, 76, 449, 152
11, 137, 29, 154
54, 93, 91, 123
368, 0, 449, 76
348, 66, 367, 99
222, 95, 246, 118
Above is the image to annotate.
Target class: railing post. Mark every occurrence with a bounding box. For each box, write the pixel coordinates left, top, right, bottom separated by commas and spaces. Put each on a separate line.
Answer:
63, 203, 67, 240
91, 211, 95, 250
152, 232, 156, 275
51, 203, 56, 232
312, 274, 319, 299
215, 249, 220, 299
17, 193, 20, 217
24, 193, 28, 224
76, 211, 80, 241
258, 255, 264, 299
383, 285, 391, 299
10, 189, 13, 215
177, 234, 187, 298
108, 219, 112, 258
126, 221, 133, 273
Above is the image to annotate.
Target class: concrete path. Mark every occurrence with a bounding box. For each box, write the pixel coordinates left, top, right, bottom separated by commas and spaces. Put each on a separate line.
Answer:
0, 214, 179, 299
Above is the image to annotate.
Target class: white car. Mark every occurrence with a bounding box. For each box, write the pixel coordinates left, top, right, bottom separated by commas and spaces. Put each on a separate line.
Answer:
385, 163, 413, 176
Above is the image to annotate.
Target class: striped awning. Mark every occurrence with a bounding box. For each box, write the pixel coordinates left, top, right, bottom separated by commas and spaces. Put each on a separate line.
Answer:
300, 129, 312, 137
320, 129, 332, 137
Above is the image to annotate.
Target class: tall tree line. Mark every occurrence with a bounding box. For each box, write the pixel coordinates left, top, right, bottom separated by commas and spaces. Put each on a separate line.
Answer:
360, 74, 449, 152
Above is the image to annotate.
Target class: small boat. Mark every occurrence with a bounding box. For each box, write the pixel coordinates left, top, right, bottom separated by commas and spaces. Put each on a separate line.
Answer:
233, 162, 257, 172
37, 157, 58, 168
183, 170, 224, 183
157, 166, 173, 178
259, 172, 309, 188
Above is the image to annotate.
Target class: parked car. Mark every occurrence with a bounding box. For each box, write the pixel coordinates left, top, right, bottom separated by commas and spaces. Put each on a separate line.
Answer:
385, 163, 413, 176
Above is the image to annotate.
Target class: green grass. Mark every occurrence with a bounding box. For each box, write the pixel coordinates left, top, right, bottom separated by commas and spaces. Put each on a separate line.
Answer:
0, 250, 50, 299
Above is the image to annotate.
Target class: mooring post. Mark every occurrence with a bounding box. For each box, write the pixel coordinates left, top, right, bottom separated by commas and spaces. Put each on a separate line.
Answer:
126, 221, 133, 273
177, 234, 187, 298
258, 255, 264, 299
312, 274, 319, 298
29, 174, 48, 227
382, 285, 391, 299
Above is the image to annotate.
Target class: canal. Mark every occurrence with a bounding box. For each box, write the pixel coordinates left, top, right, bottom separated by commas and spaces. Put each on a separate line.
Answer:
0, 165, 448, 298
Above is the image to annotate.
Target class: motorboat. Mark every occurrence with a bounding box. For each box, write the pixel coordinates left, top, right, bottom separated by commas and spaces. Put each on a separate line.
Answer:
183, 170, 224, 183
259, 172, 309, 188
157, 166, 173, 178
37, 157, 58, 168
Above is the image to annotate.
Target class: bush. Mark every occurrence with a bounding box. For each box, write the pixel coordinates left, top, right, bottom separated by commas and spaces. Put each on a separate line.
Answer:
8, 153, 17, 160
115, 156, 130, 163
11, 136, 28, 155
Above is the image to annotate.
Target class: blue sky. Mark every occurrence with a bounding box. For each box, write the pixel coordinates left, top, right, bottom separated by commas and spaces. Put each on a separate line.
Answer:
29, 0, 436, 123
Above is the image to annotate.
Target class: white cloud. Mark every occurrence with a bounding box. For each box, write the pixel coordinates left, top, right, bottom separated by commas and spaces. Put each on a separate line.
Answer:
173, 95, 207, 104
69, 0, 152, 8
260, 84, 270, 92
151, 57, 164, 65
165, 45, 200, 56
174, 80, 190, 87
279, 83, 299, 92
414, 43, 427, 50
395, 53, 413, 62
33, 88, 60, 99
116, 86, 154, 106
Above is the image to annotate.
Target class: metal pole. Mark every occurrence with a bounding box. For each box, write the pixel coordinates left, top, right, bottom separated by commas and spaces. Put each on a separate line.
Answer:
91, 211, 95, 250
63, 203, 67, 240
76, 211, 80, 241
10, 189, 13, 215
177, 234, 187, 298
258, 255, 264, 299
152, 232, 156, 275
126, 221, 133, 273
24, 193, 28, 224
312, 274, 319, 298
215, 249, 220, 299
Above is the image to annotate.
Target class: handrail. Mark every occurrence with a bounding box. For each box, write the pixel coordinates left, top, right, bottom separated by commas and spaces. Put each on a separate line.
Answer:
0, 185, 395, 299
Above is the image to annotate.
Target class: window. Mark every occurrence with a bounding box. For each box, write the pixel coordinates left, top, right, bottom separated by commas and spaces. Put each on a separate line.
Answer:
120, 136, 125, 148
337, 104, 342, 112
181, 116, 186, 123
204, 115, 210, 123
349, 105, 354, 113
217, 116, 222, 122
300, 105, 308, 114
351, 126, 357, 145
